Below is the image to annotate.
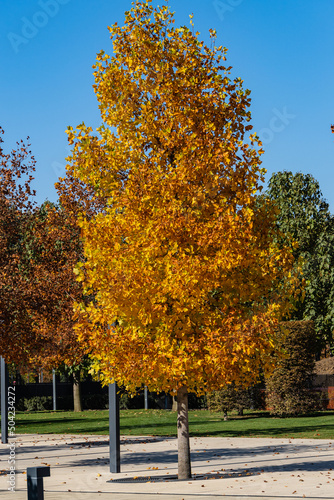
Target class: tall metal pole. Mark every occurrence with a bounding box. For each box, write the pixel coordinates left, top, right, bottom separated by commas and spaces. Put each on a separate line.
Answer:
109, 382, 120, 473
1, 356, 9, 444
52, 370, 57, 411
144, 386, 148, 410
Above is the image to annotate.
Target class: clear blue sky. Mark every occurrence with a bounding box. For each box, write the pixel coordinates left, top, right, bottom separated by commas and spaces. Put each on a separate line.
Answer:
1, 0, 333, 209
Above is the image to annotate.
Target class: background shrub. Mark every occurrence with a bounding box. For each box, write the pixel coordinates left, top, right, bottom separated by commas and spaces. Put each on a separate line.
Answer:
207, 383, 264, 418
23, 396, 53, 411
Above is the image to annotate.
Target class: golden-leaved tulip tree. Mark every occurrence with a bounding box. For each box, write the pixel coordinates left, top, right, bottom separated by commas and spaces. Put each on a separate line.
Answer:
66, 0, 297, 479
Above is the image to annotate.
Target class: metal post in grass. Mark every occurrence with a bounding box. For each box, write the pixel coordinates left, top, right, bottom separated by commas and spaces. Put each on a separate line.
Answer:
27, 466, 50, 500
109, 382, 120, 473
52, 370, 57, 411
1, 356, 8, 444
144, 386, 148, 410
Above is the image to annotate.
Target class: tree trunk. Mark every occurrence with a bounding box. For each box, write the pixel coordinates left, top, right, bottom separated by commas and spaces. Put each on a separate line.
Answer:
177, 385, 191, 480
172, 394, 178, 412
73, 371, 82, 412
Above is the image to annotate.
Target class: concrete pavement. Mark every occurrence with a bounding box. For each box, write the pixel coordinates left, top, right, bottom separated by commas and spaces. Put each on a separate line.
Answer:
1, 433, 334, 499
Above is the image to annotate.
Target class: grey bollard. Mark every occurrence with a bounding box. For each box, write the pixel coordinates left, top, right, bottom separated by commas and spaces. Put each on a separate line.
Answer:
27, 466, 50, 500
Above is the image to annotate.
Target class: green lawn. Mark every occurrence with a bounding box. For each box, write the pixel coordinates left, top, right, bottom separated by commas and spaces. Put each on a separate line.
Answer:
7, 409, 334, 439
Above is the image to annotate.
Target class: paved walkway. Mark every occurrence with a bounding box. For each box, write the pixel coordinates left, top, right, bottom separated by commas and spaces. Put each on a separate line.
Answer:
1, 434, 334, 499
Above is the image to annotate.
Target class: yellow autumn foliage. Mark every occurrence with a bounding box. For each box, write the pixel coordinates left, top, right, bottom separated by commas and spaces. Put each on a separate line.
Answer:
65, 1, 298, 394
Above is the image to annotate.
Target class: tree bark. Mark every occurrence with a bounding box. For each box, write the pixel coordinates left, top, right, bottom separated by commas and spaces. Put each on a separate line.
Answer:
73, 370, 82, 412
177, 385, 191, 480
172, 394, 178, 412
